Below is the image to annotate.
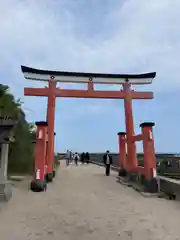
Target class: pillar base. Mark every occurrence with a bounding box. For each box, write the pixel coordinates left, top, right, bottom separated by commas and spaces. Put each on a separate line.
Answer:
127, 172, 138, 182
45, 173, 53, 183
52, 169, 56, 178
0, 182, 12, 202
143, 178, 158, 193
30, 180, 47, 192
118, 168, 127, 177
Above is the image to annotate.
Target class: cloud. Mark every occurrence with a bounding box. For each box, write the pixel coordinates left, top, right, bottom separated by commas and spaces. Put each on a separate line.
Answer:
0, 0, 180, 152
1, 0, 180, 85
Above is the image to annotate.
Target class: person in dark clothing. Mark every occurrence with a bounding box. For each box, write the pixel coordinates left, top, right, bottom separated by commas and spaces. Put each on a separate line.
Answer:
103, 150, 112, 176
85, 152, 90, 164
81, 152, 85, 164
74, 152, 79, 165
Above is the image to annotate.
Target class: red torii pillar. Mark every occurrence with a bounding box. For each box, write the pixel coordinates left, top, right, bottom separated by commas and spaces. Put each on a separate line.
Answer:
123, 82, 137, 172
140, 122, 156, 180
30, 121, 48, 192
45, 130, 56, 182
45, 79, 56, 182
52, 132, 56, 178
117, 132, 127, 169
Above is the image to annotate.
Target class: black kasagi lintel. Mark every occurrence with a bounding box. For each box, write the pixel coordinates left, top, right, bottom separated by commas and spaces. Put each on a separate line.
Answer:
21, 65, 156, 80
117, 132, 126, 136
35, 121, 48, 126
139, 122, 155, 128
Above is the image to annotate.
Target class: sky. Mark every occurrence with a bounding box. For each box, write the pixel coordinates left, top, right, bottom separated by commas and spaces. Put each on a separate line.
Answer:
0, 0, 180, 153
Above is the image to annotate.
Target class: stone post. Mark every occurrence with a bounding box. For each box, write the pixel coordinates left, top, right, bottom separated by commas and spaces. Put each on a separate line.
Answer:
0, 116, 16, 201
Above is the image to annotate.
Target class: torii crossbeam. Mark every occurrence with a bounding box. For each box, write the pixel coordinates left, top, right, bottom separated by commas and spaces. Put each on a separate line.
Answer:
21, 65, 156, 177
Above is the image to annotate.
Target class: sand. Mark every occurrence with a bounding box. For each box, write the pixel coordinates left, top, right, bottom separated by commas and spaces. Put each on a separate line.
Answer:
0, 161, 180, 240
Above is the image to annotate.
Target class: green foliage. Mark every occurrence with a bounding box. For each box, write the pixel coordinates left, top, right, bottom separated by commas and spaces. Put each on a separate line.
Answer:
0, 84, 35, 174
0, 84, 20, 117
8, 121, 35, 174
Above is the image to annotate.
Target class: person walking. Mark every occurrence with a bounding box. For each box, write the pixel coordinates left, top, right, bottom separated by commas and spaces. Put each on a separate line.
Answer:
74, 152, 79, 166
65, 150, 70, 166
85, 152, 90, 164
69, 150, 73, 164
103, 150, 112, 176
81, 152, 85, 164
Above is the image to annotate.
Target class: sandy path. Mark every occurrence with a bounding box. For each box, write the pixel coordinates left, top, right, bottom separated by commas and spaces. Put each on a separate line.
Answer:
0, 162, 180, 240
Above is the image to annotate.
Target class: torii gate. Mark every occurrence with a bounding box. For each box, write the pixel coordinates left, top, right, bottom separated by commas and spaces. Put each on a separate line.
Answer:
21, 65, 156, 185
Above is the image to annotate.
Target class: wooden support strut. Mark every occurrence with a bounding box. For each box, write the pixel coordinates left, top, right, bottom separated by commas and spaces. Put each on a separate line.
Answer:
132, 134, 144, 142
88, 78, 94, 91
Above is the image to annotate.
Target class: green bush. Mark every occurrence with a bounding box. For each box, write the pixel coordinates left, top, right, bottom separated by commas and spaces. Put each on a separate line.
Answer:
8, 121, 35, 174
0, 84, 35, 175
